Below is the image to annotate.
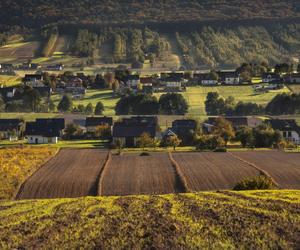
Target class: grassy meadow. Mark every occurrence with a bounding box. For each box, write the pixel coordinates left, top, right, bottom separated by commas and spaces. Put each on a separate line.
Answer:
0, 190, 299, 249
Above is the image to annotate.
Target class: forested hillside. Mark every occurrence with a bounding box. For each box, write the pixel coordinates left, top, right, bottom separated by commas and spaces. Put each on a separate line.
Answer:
0, 0, 300, 28
1, 1, 300, 68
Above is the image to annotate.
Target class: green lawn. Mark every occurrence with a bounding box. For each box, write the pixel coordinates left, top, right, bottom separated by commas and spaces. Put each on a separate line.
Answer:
0, 75, 21, 87
0, 190, 299, 249
52, 89, 119, 116
0, 112, 57, 121
288, 84, 300, 93
179, 85, 290, 115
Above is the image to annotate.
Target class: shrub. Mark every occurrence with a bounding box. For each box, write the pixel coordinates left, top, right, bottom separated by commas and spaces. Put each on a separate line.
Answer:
233, 176, 275, 191
140, 152, 150, 156
213, 147, 227, 152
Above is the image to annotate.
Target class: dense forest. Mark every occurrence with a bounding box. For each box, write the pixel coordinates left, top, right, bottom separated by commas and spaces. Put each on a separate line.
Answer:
1, 1, 300, 68
0, 0, 300, 29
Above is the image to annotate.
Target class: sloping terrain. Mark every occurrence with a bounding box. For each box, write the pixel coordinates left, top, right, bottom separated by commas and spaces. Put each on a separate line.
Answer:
16, 149, 108, 199
172, 152, 260, 191
232, 151, 300, 189
0, 190, 299, 249
100, 153, 184, 196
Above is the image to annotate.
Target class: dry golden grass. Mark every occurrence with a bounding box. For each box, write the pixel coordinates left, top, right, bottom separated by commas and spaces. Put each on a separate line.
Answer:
0, 147, 57, 200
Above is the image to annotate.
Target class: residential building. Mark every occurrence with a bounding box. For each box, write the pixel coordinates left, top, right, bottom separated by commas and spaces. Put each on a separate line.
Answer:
25, 118, 65, 144
0, 119, 24, 140
112, 116, 158, 147
261, 73, 282, 84
0, 87, 17, 99
23, 74, 44, 87
267, 119, 300, 144
285, 73, 300, 84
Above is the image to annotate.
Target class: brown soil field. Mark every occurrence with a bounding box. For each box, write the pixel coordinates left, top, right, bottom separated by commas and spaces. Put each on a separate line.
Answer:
100, 153, 185, 196
232, 151, 300, 189
172, 152, 260, 191
16, 149, 108, 199
0, 42, 40, 58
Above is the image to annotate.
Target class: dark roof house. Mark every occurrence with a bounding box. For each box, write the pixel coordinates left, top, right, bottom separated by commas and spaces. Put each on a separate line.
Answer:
0, 119, 23, 132
267, 119, 300, 133
86, 116, 113, 127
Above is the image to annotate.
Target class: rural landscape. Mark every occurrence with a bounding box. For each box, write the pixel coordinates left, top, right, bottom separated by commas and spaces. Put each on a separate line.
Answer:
0, 0, 300, 249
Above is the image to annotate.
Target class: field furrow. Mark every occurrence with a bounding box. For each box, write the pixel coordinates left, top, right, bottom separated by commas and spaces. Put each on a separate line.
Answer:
16, 149, 108, 199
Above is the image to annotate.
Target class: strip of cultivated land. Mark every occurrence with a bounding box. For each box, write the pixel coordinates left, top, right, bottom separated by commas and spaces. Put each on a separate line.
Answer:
16, 149, 108, 199
172, 152, 260, 191
0, 190, 299, 249
232, 151, 300, 189
100, 153, 185, 196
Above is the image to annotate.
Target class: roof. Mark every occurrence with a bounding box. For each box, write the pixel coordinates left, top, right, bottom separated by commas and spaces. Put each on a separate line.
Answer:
24, 74, 43, 81
25, 122, 61, 137
125, 75, 140, 81
262, 73, 281, 79
86, 116, 113, 127
172, 119, 197, 129
140, 77, 153, 84
267, 119, 300, 133
35, 118, 65, 130
0, 119, 23, 131
113, 116, 157, 137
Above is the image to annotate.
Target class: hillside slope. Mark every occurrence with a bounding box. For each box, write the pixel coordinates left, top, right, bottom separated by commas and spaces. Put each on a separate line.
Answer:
0, 190, 299, 249
0, 0, 300, 28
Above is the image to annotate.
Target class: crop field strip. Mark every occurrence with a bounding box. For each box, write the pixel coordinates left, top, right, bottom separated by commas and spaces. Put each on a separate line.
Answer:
232, 151, 300, 189
0, 190, 299, 249
171, 152, 261, 191
16, 149, 109, 199
99, 152, 186, 196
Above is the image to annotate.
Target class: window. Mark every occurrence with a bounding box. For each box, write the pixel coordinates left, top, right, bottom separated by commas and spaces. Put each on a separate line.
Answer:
283, 131, 287, 138
288, 131, 292, 137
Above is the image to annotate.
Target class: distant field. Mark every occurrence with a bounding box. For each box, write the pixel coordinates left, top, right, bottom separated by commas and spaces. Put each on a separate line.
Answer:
0, 75, 21, 87
52, 89, 119, 116
155, 86, 290, 115
1, 190, 299, 249
0, 41, 40, 62
289, 84, 300, 93
0, 112, 57, 121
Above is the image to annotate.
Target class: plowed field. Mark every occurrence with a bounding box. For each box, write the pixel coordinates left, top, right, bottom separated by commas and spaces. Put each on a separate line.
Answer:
100, 153, 184, 196
232, 151, 300, 189
172, 152, 260, 191
16, 149, 108, 199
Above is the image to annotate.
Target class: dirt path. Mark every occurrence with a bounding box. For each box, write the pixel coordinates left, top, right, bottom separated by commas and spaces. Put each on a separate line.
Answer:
16, 149, 108, 199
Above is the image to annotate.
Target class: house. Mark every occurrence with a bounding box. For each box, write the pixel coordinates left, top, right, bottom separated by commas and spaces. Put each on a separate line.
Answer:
19, 63, 41, 70
86, 116, 113, 133
285, 73, 300, 84
204, 116, 263, 132
0, 87, 17, 99
261, 73, 282, 84
267, 119, 300, 145
23, 74, 44, 87
171, 119, 197, 145
124, 75, 140, 88
201, 74, 218, 85
25, 118, 65, 144
0, 63, 14, 74
46, 64, 64, 71
223, 72, 240, 85
0, 119, 24, 140
112, 116, 158, 147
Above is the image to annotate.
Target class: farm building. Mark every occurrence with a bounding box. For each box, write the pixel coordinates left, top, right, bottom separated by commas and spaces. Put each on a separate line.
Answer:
124, 75, 140, 88
86, 116, 113, 133
201, 74, 219, 85
267, 119, 300, 145
112, 116, 158, 147
23, 74, 44, 87
171, 119, 197, 145
25, 118, 65, 144
0, 119, 24, 140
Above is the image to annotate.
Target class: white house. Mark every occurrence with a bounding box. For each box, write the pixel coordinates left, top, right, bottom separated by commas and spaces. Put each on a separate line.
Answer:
201, 79, 218, 85
125, 75, 140, 87
224, 73, 240, 85
25, 118, 65, 144
268, 119, 300, 145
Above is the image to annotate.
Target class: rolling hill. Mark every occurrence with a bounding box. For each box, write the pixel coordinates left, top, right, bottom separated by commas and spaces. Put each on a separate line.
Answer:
0, 190, 299, 249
